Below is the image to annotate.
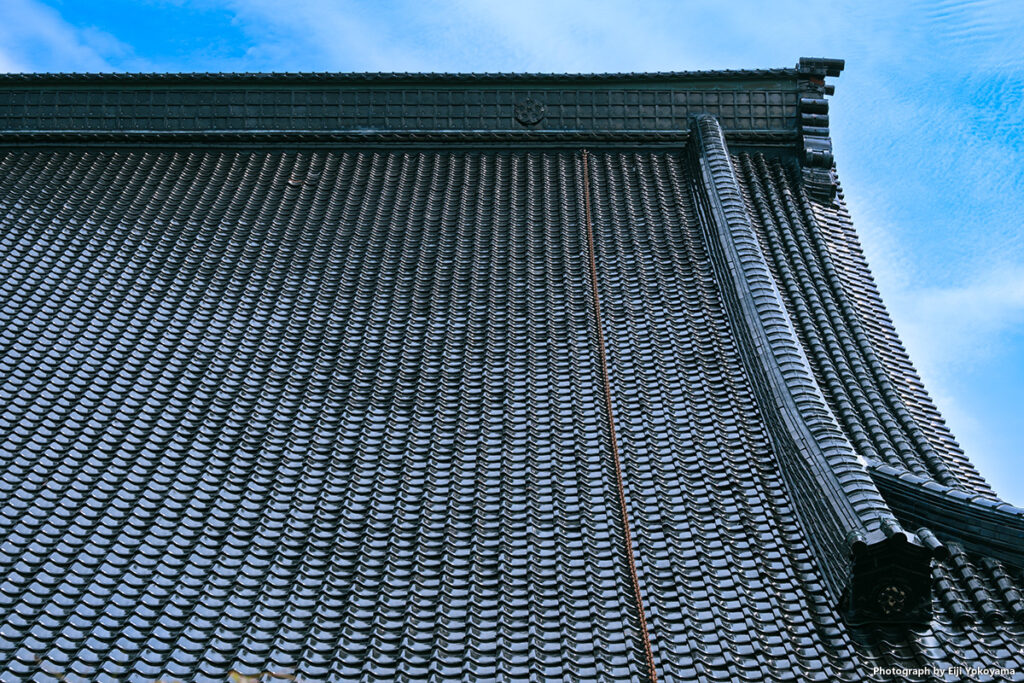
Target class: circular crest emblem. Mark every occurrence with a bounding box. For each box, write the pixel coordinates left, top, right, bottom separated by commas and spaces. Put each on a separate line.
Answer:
514, 98, 546, 126
874, 582, 909, 616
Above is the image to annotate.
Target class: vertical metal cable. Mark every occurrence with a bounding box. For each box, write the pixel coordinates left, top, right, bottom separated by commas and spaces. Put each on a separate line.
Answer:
580, 149, 658, 683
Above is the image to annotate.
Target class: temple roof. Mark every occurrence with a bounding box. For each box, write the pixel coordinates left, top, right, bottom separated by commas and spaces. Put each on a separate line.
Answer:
0, 59, 1021, 682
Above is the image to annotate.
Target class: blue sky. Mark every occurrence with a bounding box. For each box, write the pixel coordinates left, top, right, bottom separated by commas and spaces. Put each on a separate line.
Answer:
2, 0, 1022, 503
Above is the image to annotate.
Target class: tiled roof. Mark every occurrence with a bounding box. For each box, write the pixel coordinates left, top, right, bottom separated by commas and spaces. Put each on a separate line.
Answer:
0, 62, 1022, 682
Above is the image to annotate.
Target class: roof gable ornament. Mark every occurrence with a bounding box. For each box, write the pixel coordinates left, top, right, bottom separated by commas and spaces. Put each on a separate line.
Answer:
797, 57, 844, 202
513, 97, 546, 125
843, 525, 940, 625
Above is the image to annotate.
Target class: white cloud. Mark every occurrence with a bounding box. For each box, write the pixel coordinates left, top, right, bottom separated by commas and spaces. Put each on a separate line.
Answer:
0, 49, 28, 74
0, 0, 149, 73
883, 265, 1024, 503
220, 0, 435, 71
890, 267, 1024, 374
217, 0, 842, 73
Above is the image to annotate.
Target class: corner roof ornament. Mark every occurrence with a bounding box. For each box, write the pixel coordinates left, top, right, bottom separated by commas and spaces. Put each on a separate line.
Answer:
843, 523, 942, 625
797, 57, 845, 201
798, 57, 846, 78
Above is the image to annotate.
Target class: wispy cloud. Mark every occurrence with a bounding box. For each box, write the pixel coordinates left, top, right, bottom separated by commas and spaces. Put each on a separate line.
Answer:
0, 50, 27, 74
825, 1, 1024, 501
0, 0, 107, 72
0, 0, 142, 72
882, 265, 1024, 503
217, 0, 841, 73
215, 0, 444, 71
890, 267, 1024, 374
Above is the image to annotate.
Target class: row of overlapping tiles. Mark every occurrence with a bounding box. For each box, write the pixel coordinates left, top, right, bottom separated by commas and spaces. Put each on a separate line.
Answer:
0, 148, 1020, 682
729, 152, 1024, 674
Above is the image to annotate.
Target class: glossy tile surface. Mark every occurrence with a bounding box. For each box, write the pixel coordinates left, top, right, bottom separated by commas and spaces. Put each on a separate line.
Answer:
0, 147, 1021, 682
0, 151, 647, 682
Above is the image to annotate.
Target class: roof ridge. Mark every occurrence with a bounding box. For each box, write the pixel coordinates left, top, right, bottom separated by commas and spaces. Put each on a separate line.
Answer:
0, 67, 800, 83
870, 461, 1024, 563
689, 113, 941, 625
